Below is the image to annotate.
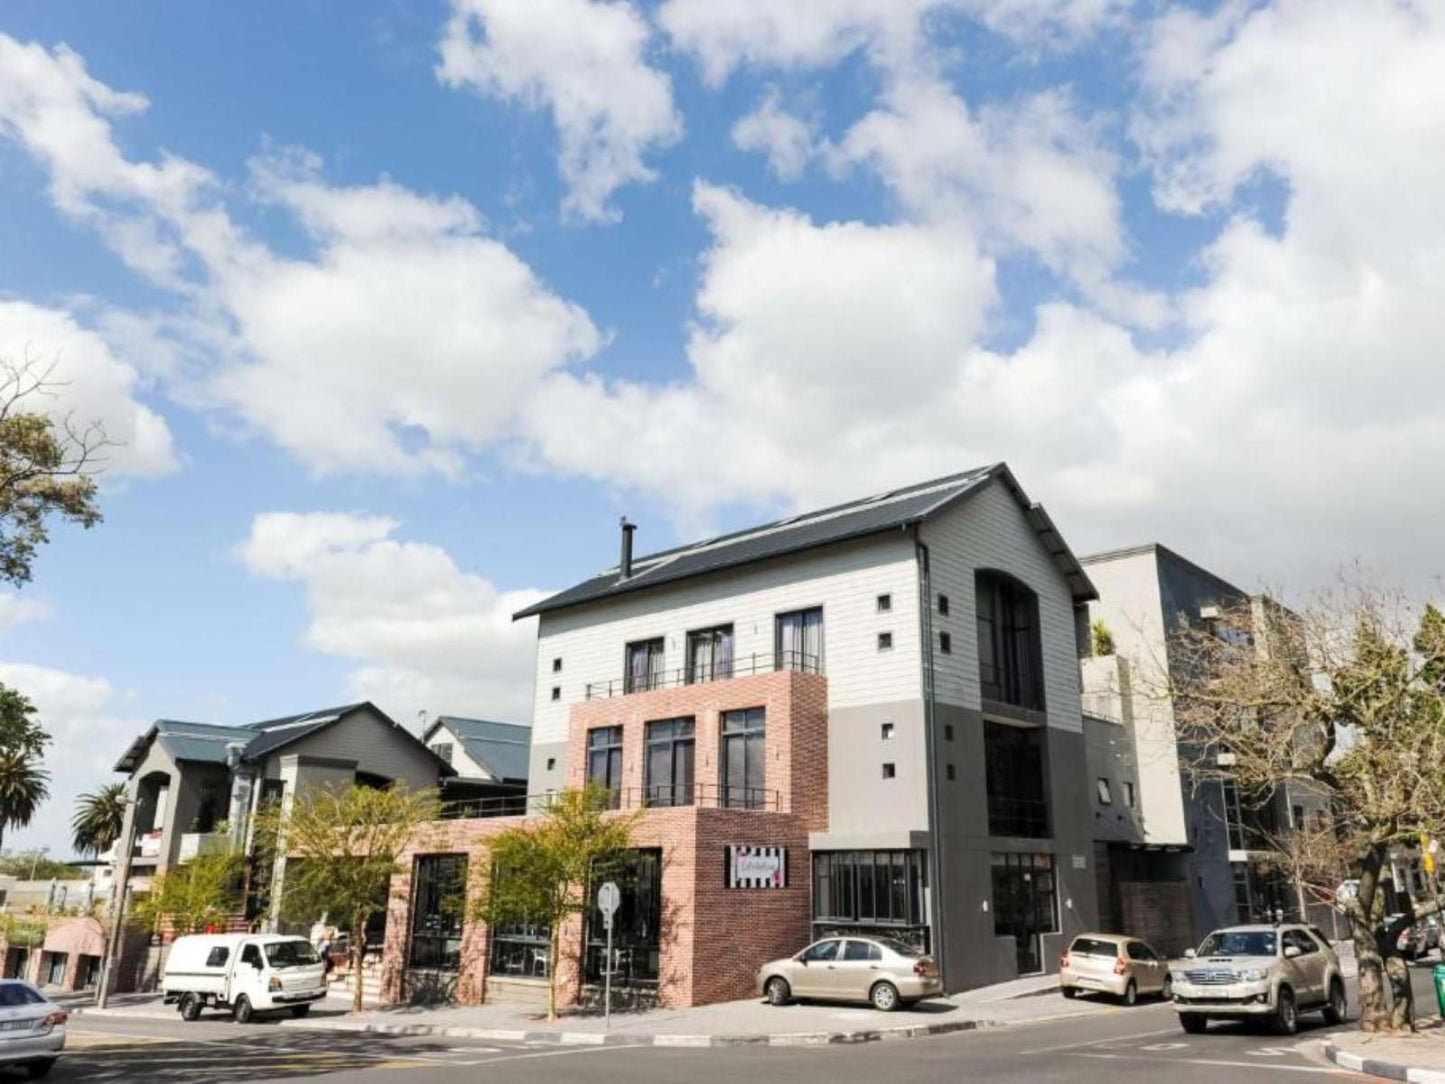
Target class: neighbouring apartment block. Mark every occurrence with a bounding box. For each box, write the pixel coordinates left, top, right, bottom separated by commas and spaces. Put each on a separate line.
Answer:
380, 463, 1107, 1008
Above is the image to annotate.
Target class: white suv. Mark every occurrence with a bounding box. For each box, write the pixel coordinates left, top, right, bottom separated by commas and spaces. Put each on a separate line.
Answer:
1170, 924, 1346, 1035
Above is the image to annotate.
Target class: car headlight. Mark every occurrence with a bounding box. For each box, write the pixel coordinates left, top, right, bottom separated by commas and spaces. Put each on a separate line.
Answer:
1170, 971, 1185, 983
1240, 968, 1267, 982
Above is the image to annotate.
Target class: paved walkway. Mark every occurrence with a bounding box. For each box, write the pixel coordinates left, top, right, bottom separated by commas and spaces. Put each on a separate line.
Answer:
1325, 1016, 1445, 1083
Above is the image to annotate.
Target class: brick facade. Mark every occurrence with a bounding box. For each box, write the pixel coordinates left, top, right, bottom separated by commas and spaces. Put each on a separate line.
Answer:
379, 671, 828, 1009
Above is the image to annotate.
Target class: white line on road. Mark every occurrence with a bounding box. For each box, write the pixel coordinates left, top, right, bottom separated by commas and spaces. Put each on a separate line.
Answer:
444, 1043, 647, 1067
1019, 1026, 1180, 1055
1071, 1051, 1350, 1075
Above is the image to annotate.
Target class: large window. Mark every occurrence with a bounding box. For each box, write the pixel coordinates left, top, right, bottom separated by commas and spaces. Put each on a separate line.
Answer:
489, 920, 550, 979
812, 851, 928, 928
645, 718, 695, 807
975, 572, 1044, 710
775, 607, 824, 673
686, 626, 734, 683
624, 638, 666, 693
584, 849, 662, 987
984, 721, 1049, 838
586, 727, 624, 808
409, 854, 467, 971
990, 852, 1056, 974
721, 708, 766, 808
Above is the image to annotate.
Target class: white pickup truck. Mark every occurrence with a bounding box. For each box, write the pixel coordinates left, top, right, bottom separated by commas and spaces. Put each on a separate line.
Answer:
162, 934, 328, 1023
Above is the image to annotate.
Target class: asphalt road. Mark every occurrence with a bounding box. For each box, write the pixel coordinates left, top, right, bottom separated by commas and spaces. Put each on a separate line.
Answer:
30, 963, 1441, 1084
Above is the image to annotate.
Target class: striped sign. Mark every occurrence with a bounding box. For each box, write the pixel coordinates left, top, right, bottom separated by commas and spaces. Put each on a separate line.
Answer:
727, 845, 787, 888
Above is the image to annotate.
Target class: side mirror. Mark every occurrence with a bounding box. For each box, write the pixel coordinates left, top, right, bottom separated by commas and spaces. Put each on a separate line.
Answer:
1183, 949, 1196, 959
1284, 946, 1301, 959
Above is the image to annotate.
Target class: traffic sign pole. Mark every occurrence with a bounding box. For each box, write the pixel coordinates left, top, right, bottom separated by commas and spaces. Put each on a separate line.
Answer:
597, 881, 620, 1029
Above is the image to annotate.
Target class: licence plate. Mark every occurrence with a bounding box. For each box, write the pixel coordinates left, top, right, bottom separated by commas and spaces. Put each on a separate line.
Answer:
0, 1020, 31, 1032
1076, 978, 1105, 989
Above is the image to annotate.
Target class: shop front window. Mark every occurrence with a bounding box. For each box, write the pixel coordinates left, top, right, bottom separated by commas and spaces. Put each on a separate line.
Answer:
489, 921, 550, 979
811, 850, 929, 950
584, 849, 662, 987
409, 854, 467, 971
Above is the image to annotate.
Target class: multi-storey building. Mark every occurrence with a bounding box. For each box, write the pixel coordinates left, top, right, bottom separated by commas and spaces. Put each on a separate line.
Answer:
499, 462, 1101, 995
1080, 543, 1333, 946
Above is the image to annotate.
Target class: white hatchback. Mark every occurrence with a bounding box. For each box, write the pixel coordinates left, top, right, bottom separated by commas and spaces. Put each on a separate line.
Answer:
0, 980, 66, 1079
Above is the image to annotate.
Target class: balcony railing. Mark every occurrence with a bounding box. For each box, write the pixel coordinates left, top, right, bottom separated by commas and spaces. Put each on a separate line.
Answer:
987, 796, 1050, 838
586, 650, 822, 700
178, 831, 231, 862
438, 783, 781, 821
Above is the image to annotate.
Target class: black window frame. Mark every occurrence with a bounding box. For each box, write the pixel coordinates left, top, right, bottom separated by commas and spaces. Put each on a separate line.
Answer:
975, 571, 1044, 711
624, 637, 667, 693
644, 717, 695, 807
984, 721, 1049, 838
586, 726, 624, 808
877, 632, 893, 651
720, 707, 766, 809
408, 853, 468, 971
489, 918, 551, 978
584, 848, 662, 988
685, 625, 734, 684
811, 850, 929, 944
877, 593, 892, 613
775, 607, 824, 673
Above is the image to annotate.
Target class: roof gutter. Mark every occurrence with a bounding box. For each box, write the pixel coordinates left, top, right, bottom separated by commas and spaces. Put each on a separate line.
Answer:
910, 525, 949, 986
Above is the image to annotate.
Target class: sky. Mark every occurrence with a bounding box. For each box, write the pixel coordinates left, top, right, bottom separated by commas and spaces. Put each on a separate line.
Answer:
1, 0, 1443, 857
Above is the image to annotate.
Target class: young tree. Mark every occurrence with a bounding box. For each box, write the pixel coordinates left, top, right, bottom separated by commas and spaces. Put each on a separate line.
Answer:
72, 783, 127, 858
1168, 588, 1445, 1032
0, 355, 107, 587
475, 787, 639, 1020
130, 851, 246, 935
256, 782, 439, 1012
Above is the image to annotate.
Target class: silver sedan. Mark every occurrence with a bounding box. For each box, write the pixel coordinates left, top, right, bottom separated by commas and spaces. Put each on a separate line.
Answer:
0, 980, 66, 1078
757, 936, 943, 1012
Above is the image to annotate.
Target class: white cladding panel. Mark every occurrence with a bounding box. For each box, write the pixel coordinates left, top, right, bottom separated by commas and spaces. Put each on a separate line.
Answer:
530, 535, 922, 746
920, 481, 1084, 732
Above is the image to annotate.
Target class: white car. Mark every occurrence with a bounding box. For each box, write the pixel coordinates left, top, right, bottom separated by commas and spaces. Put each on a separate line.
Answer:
162, 933, 327, 1023
0, 980, 66, 1078
1171, 924, 1346, 1035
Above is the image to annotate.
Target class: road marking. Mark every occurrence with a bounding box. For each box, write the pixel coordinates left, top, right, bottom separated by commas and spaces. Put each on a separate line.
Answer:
1019, 1026, 1179, 1055
455, 1043, 647, 1067
1139, 1042, 1189, 1051
1072, 1052, 1347, 1075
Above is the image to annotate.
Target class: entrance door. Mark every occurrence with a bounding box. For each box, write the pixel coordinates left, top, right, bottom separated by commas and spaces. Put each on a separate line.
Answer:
991, 854, 1056, 975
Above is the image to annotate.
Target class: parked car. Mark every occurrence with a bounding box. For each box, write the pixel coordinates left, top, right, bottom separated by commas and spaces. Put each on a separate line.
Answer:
0, 980, 66, 1078
757, 936, 942, 1012
1384, 915, 1432, 960
162, 933, 328, 1023
1425, 915, 1441, 953
1058, 933, 1171, 1006
1170, 924, 1346, 1035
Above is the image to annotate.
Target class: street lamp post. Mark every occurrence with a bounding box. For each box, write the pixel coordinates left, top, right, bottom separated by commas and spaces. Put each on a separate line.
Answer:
96, 796, 138, 1010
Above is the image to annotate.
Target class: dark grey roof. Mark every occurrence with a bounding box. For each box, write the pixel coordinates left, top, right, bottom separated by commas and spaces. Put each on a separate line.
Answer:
236, 703, 365, 762
425, 716, 530, 783
514, 463, 1096, 620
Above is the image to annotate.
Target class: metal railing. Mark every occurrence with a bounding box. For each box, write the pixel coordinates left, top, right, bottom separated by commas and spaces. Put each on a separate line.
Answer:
987, 796, 1050, 838
438, 792, 559, 821
586, 650, 822, 700
438, 783, 782, 820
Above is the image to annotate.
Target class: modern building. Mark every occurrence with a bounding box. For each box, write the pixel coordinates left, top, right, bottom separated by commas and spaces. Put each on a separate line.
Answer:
421, 716, 531, 810
1080, 543, 1332, 945
380, 462, 1104, 1007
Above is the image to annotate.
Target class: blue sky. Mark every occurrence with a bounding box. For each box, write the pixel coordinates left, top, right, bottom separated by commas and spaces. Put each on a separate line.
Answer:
1, 0, 1442, 856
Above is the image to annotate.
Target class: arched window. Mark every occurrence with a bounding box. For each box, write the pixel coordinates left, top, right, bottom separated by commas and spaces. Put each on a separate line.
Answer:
975, 571, 1044, 711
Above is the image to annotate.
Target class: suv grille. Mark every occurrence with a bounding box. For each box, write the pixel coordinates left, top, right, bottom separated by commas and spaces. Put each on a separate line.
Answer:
1184, 968, 1239, 984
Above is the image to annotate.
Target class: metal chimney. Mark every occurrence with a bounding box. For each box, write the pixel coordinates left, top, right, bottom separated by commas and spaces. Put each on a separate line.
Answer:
619, 517, 636, 580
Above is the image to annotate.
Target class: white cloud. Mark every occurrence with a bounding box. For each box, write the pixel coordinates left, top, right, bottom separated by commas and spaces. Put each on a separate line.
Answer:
0, 661, 143, 857
437, 0, 682, 222
0, 300, 178, 477
0, 593, 49, 631
0, 34, 603, 477
239, 512, 547, 723
731, 88, 816, 181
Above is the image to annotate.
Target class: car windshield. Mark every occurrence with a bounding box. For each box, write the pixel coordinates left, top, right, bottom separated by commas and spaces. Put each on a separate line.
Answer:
1197, 931, 1276, 957
265, 941, 320, 968
0, 984, 44, 1007
1070, 937, 1120, 957
872, 937, 924, 958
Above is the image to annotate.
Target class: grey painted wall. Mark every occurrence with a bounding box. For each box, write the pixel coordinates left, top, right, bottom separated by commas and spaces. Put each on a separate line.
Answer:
528, 740, 567, 795
820, 699, 928, 845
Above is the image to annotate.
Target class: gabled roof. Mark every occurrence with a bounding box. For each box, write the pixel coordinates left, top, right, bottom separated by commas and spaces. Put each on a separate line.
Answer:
115, 701, 455, 777
423, 716, 530, 783
514, 462, 1096, 620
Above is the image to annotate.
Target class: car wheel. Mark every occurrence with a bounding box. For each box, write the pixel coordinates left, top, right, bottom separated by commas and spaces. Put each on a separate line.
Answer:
765, 977, 791, 1006
1322, 979, 1347, 1025
291, 1004, 312, 1018
233, 995, 254, 1024
1121, 981, 1137, 1007
1061, 986, 1078, 999
179, 993, 203, 1022
1273, 987, 1298, 1036
1161, 975, 1173, 1001
870, 981, 901, 1012
1179, 1013, 1208, 1034
26, 1059, 57, 1079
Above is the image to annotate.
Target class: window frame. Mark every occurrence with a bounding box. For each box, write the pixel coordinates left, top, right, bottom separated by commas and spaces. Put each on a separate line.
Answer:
623, 637, 667, 693
720, 707, 766, 808
586, 725, 624, 807
644, 717, 696, 807
685, 625, 734, 684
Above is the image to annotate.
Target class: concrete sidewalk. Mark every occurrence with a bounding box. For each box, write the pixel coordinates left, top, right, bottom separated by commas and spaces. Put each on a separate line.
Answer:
1324, 1016, 1445, 1083
272, 974, 1140, 1047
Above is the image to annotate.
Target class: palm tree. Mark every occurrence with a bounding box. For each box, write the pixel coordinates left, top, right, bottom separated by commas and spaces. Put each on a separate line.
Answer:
72, 782, 127, 857
0, 749, 49, 856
